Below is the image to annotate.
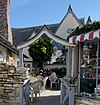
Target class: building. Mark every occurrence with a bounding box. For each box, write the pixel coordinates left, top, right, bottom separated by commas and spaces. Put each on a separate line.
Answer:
0, 0, 18, 66
69, 21, 100, 97
12, 5, 85, 71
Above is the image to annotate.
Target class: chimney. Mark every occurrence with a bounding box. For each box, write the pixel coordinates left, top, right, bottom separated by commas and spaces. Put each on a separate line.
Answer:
0, 0, 13, 44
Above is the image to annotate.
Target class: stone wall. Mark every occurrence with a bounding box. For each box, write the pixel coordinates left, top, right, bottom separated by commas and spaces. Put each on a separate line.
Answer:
0, 63, 27, 105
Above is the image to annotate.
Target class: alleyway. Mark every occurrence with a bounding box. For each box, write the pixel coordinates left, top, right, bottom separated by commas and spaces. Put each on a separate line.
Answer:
31, 89, 60, 105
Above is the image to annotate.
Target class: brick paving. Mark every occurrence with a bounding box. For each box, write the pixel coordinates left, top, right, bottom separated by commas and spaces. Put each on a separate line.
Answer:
31, 89, 60, 105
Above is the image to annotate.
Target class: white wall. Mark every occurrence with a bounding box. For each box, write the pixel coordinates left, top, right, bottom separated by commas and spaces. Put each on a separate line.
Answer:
56, 13, 80, 39
0, 45, 18, 66
0, 45, 7, 63
12, 52, 18, 67
23, 46, 30, 57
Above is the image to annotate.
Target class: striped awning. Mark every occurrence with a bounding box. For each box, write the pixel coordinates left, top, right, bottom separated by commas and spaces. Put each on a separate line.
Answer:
69, 29, 100, 44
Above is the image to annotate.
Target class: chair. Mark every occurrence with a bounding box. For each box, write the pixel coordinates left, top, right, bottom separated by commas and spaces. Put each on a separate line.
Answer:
37, 75, 44, 80
49, 75, 58, 89
41, 77, 48, 91
30, 80, 43, 102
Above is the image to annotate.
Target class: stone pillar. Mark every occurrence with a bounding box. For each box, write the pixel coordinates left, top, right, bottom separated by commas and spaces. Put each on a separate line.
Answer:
67, 46, 72, 77
19, 48, 23, 67
0, 63, 27, 105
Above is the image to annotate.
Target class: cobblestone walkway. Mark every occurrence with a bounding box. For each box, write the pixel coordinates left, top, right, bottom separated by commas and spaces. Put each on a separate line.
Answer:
31, 89, 60, 105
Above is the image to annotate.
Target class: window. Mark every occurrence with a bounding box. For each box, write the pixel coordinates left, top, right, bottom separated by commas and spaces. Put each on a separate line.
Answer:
79, 40, 100, 97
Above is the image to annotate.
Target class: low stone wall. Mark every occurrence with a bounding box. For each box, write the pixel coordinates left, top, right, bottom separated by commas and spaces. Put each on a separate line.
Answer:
75, 96, 100, 105
0, 63, 27, 105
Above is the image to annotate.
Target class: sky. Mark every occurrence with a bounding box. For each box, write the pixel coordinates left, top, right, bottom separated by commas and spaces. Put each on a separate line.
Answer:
10, 0, 100, 28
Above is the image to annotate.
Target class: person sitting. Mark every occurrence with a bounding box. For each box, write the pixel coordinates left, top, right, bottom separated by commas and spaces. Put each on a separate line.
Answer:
50, 70, 57, 77
32, 73, 36, 77
49, 70, 58, 89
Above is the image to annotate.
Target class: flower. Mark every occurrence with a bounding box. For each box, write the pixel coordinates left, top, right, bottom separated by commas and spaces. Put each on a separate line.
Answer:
41, 46, 47, 54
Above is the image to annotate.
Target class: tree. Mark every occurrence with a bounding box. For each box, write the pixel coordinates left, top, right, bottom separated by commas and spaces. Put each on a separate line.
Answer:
28, 37, 53, 70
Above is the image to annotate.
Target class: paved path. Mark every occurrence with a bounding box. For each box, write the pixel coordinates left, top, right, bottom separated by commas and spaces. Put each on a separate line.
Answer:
31, 89, 60, 105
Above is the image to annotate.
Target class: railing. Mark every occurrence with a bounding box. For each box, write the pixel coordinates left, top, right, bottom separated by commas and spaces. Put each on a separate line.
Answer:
20, 78, 30, 105
60, 78, 75, 105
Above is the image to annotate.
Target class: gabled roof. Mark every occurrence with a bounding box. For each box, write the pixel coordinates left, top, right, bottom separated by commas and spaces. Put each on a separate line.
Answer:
56, 5, 84, 30
12, 27, 34, 47
17, 25, 74, 49
12, 23, 59, 46
12, 5, 84, 47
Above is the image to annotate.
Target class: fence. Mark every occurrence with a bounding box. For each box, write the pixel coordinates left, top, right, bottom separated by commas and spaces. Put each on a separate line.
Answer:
20, 79, 30, 105
60, 78, 75, 105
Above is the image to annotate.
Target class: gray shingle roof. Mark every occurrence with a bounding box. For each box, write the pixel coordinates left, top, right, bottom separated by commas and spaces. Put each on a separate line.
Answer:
79, 18, 85, 25
0, 34, 18, 54
12, 23, 59, 46
11, 5, 85, 47
12, 27, 34, 47
12, 19, 84, 47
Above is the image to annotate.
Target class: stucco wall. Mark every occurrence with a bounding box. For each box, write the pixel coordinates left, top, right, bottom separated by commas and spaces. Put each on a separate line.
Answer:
56, 13, 80, 39
12, 52, 18, 67
23, 46, 30, 58
0, 45, 7, 63
0, 45, 18, 67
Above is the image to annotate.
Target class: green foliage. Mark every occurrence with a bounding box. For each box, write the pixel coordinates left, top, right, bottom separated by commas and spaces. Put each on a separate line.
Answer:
28, 37, 53, 68
70, 21, 100, 37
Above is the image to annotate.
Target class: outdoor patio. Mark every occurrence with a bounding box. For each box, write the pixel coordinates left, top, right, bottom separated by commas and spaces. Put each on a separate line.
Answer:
30, 89, 60, 105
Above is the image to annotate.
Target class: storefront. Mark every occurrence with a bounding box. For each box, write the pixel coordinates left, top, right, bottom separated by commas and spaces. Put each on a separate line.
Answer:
69, 29, 100, 97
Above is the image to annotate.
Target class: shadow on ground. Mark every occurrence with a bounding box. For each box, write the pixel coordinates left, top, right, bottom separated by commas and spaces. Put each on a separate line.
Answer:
31, 95, 60, 105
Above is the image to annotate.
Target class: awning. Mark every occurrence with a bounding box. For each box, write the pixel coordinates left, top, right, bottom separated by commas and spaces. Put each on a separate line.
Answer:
69, 29, 100, 44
